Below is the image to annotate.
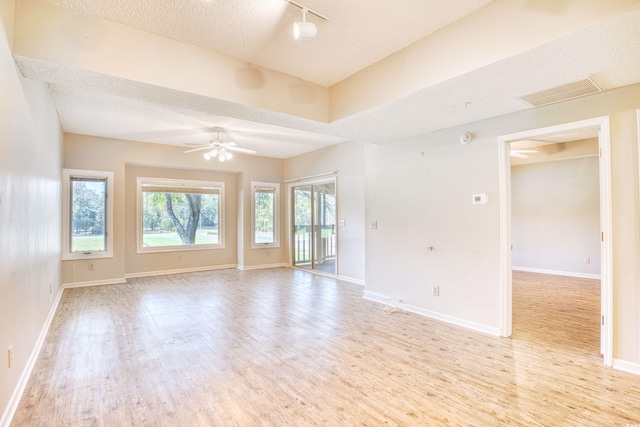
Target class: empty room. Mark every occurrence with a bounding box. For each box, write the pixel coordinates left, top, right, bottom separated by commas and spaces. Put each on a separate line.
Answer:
2, 0, 640, 425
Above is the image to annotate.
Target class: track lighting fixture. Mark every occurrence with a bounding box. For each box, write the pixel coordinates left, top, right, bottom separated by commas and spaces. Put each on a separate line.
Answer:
293, 8, 316, 40
283, 0, 327, 41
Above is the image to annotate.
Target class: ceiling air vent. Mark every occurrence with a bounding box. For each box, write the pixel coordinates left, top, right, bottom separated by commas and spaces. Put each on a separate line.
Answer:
518, 76, 604, 108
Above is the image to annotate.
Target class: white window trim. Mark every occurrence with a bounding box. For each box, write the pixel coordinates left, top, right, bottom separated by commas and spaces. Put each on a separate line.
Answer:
137, 177, 225, 253
251, 182, 280, 249
62, 168, 114, 260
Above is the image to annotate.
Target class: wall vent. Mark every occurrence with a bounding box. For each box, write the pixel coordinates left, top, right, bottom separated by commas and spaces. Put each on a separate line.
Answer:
517, 76, 604, 108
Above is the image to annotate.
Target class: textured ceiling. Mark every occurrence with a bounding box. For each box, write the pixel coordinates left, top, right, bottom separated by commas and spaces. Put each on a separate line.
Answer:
14, 1, 640, 159
42, 0, 493, 86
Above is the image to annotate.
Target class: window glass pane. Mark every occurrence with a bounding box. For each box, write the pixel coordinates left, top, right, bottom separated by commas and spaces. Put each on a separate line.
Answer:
70, 178, 107, 252
141, 191, 219, 248
254, 190, 275, 243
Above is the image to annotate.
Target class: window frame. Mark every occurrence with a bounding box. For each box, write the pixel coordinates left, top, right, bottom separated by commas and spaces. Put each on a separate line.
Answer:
62, 168, 114, 261
137, 177, 225, 253
251, 182, 280, 249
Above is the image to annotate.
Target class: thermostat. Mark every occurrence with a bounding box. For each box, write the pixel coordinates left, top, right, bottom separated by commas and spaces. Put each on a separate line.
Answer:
472, 193, 488, 205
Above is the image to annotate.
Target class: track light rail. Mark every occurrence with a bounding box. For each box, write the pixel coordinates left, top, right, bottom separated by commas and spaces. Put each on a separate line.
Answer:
282, 0, 328, 21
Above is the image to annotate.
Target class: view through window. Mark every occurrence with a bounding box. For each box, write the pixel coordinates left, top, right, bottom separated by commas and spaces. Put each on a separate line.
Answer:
139, 178, 224, 251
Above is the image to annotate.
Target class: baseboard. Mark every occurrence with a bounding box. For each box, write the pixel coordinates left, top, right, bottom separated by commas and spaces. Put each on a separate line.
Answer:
124, 264, 237, 279
237, 263, 289, 271
363, 290, 501, 337
613, 359, 640, 376
63, 277, 127, 288
513, 266, 601, 280
0, 286, 64, 427
337, 275, 365, 286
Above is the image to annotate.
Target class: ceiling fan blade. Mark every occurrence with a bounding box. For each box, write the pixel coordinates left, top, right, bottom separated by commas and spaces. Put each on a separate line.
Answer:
183, 142, 209, 146
184, 146, 212, 153
515, 149, 538, 154
219, 141, 238, 148
226, 146, 257, 155
510, 152, 529, 159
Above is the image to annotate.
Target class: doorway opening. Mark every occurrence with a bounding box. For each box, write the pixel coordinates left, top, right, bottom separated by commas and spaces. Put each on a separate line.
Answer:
498, 116, 612, 366
291, 179, 337, 276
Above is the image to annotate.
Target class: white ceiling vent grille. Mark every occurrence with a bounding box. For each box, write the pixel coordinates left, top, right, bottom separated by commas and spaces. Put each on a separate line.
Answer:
518, 76, 604, 108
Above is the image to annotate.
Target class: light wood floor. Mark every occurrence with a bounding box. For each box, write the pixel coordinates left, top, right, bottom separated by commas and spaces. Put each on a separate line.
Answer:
11, 269, 640, 426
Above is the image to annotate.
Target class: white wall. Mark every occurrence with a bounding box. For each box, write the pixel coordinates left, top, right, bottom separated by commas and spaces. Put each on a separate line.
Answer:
365, 83, 640, 365
0, 0, 63, 422
283, 140, 366, 283
365, 128, 501, 332
512, 157, 601, 277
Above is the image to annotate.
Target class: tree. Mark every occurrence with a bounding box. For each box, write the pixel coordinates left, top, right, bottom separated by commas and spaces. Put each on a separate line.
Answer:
72, 181, 105, 235
255, 191, 274, 235
165, 193, 201, 245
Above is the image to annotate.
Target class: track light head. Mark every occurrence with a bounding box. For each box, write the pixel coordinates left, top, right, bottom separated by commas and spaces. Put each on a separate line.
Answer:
293, 8, 317, 40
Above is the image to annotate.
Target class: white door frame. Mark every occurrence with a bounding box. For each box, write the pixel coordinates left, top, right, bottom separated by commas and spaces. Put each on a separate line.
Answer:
498, 116, 613, 366
287, 176, 338, 276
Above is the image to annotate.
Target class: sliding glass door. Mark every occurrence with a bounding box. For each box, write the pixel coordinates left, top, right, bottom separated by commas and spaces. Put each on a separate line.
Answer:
292, 180, 336, 274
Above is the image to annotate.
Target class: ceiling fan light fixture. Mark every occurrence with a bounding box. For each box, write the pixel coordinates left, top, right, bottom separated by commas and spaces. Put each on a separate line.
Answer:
293, 8, 317, 40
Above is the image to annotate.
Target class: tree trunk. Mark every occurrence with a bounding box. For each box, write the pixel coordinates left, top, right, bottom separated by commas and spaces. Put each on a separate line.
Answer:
185, 194, 201, 243
165, 193, 201, 244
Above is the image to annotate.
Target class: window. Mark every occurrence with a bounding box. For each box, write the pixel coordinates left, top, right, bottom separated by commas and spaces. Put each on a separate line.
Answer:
62, 169, 113, 260
138, 177, 224, 252
251, 182, 280, 248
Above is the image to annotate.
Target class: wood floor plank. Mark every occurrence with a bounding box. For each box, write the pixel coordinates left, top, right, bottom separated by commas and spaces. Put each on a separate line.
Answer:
10, 268, 640, 426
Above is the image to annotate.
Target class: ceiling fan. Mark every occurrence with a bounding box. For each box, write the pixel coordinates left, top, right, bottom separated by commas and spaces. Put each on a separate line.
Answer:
184, 128, 257, 162
510, 149, 538, 159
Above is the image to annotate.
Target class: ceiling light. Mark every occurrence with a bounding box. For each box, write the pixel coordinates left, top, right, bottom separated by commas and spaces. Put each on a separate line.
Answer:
283, 1, 327, 41
293, 8, 317, 40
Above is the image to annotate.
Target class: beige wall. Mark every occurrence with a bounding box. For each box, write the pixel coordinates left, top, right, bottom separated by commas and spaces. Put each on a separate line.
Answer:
124, 165, 237, 276
283, 140, 366, 283
63, 135, 287, 284
512, 157, 601, 275
12, 0, 329, 123
365, 83, 640, 363
0, 2, 63, 422
329, 0, 640, 120
62, 134, 365, 284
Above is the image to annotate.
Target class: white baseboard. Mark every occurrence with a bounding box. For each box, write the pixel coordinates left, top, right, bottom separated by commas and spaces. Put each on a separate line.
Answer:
363, 290, 501, 337
124, 264, 237, 279
63, 277, 127, 288
613, 359, 640, 376
337, 275, 365, 286
513, 266, 601, 280
0, 286, 64, 427
237, 263, 289, 271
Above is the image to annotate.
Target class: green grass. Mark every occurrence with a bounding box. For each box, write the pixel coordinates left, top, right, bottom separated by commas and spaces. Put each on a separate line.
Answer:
142, 229, 219, 247
71, 235, 105, 252
72, 229, 219, 251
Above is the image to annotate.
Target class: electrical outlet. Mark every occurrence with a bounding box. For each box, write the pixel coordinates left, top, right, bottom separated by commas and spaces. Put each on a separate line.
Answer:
433, 286, 440, 296
584, 257, 591, 264
8, 345, 12, 369
88, 263, 94, 270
